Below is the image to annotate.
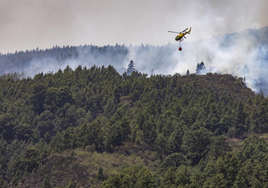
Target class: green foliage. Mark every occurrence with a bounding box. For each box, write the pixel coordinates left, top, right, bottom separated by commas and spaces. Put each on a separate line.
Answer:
101, 166, 155, 188
41, 175, 52, 188
1, 64, 267, 187
182, 127, 213, 165
98, 166, 105, 180
159, 153, 186, 171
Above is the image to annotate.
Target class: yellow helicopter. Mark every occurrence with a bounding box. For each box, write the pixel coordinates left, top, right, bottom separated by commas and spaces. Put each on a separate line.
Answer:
168, 27, 191, 50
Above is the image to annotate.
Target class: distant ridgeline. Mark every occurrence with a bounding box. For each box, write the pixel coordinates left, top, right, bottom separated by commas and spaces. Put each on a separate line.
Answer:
0, 26, 268, 93
0, 27, 267, 75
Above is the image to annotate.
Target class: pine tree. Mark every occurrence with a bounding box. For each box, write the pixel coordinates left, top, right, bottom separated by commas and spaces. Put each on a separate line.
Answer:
126, 60, 136, 76
98, 166, 104, 180
41, 175, 52, 188
186, 69, 190, 75
233, 169, 248, 188
196, 62, 206, 74
135, 168, 155, 188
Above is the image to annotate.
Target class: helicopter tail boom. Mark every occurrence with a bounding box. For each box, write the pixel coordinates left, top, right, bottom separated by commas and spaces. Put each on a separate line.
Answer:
186, 27, 191, 34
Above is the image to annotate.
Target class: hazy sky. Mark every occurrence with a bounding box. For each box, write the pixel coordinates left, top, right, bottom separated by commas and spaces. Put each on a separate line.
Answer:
0, 0, 267, 53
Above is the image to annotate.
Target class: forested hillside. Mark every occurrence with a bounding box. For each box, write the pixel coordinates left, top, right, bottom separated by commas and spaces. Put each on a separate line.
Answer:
1, 65, 268, 187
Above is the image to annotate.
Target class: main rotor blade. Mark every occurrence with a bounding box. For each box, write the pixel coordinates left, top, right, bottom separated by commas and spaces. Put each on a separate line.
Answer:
168, 31, 181, 34
182, 28, 188, 32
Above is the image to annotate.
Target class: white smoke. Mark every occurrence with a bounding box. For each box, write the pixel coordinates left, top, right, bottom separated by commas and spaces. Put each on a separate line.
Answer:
6, 27, 268, 95
169, 28, 268, 94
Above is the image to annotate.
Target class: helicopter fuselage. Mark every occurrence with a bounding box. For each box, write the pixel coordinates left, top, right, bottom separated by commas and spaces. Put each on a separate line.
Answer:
175, 34, 184, 41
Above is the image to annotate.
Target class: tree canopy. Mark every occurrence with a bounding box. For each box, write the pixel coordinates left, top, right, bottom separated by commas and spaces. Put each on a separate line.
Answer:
0, 64, 267, 187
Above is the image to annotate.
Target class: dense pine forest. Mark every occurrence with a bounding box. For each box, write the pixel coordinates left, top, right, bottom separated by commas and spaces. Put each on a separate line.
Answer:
1, 64, 268, 187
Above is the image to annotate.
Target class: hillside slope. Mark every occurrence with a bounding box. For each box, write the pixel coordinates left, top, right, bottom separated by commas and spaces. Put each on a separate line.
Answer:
0, 66, 267, 187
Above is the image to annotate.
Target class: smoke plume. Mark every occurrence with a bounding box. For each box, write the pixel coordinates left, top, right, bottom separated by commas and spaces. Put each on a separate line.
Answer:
1, 0, 268, 94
